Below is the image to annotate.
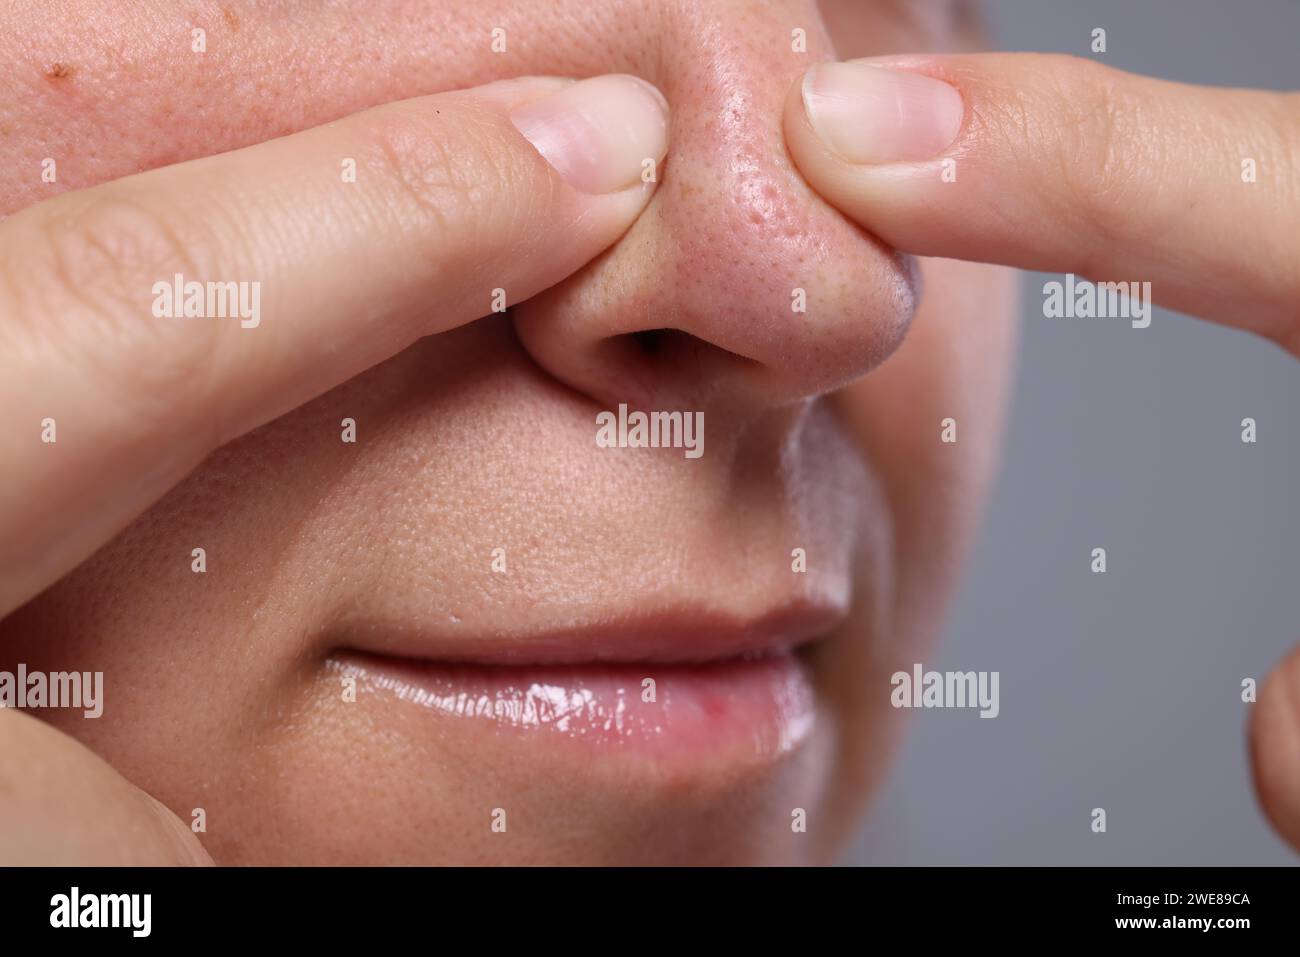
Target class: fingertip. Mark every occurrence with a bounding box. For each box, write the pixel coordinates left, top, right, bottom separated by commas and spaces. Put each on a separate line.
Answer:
509, 73, 670, 195
799, 61, 964, 166
142, 792, 216, 866
1250, 644, 1300, 851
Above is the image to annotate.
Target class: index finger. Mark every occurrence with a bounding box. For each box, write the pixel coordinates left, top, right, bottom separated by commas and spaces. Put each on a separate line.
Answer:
0, 73, 670, 616
783, 53, 1300, 351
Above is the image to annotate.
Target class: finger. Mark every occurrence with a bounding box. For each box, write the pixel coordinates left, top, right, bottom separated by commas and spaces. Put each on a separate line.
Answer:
783, 53, 1300, 350
0, 73, 669, 617
1250, 643, 1300, 852
0, 709, 211, 865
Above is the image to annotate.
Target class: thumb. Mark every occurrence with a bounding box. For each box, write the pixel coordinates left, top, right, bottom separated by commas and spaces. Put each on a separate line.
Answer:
0, 709, 212, 865
783, 53, 1300, 353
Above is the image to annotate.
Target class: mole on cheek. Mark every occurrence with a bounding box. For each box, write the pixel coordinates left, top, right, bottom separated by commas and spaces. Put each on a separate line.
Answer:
45, 62, 75, 81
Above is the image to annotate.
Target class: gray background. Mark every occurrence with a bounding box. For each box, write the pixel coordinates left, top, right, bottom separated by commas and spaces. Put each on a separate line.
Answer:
848, 0, 1300, 865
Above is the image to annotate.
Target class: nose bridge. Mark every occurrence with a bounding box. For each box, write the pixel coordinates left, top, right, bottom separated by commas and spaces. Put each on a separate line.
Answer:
512, 0, 916, 411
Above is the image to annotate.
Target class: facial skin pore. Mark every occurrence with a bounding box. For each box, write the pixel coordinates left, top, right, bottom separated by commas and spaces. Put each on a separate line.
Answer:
0, 1, 1016, 864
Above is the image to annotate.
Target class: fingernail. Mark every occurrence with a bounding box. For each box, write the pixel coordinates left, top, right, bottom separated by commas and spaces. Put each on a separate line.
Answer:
510, 74, 669, 194
802, 62, 963, 164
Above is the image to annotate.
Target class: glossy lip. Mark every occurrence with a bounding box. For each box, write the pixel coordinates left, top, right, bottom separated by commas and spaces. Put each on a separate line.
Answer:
326, 602, 842, 759
328, 652, 817, 758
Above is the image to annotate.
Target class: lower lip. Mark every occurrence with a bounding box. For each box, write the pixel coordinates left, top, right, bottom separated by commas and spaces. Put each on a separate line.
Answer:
328, 651, 816, 759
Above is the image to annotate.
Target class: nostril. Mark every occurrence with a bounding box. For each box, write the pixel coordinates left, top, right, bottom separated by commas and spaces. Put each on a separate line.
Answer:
585, 327, 767, 409
630, 328, 671, 356
620, 327, 762, 373
624, 327, 714, 364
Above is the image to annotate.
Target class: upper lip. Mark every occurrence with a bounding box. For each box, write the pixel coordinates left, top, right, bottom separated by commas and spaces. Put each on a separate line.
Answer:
333, 599, 847, 667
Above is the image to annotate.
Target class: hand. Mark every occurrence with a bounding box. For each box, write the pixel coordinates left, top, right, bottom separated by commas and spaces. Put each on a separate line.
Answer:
0, 73, 668, 863
784, 53, 1300, 847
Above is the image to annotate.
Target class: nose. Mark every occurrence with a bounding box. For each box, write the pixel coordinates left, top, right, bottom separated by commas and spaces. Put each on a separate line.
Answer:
511, 0, 917, 414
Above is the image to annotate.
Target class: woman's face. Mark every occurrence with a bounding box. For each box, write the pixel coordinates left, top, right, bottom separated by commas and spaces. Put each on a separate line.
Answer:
2, 0, 1016, 864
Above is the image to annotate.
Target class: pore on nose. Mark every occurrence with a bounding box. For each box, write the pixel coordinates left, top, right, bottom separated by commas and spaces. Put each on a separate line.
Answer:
511, 6, 918, 413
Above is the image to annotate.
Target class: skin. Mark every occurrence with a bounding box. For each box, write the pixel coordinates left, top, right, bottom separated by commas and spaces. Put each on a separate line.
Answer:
0, 0, 1011, 866
0, 2, 1292, 865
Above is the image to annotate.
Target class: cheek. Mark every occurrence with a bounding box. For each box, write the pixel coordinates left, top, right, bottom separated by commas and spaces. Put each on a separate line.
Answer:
838, 255, 1019, 595
818, 258, 1018, 838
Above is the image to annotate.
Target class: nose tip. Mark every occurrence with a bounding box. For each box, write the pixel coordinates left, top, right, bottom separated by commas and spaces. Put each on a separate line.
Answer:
512, 25, 918, 413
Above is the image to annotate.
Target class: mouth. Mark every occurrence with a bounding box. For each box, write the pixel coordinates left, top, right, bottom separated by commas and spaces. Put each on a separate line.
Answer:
326, 603, 842, 760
